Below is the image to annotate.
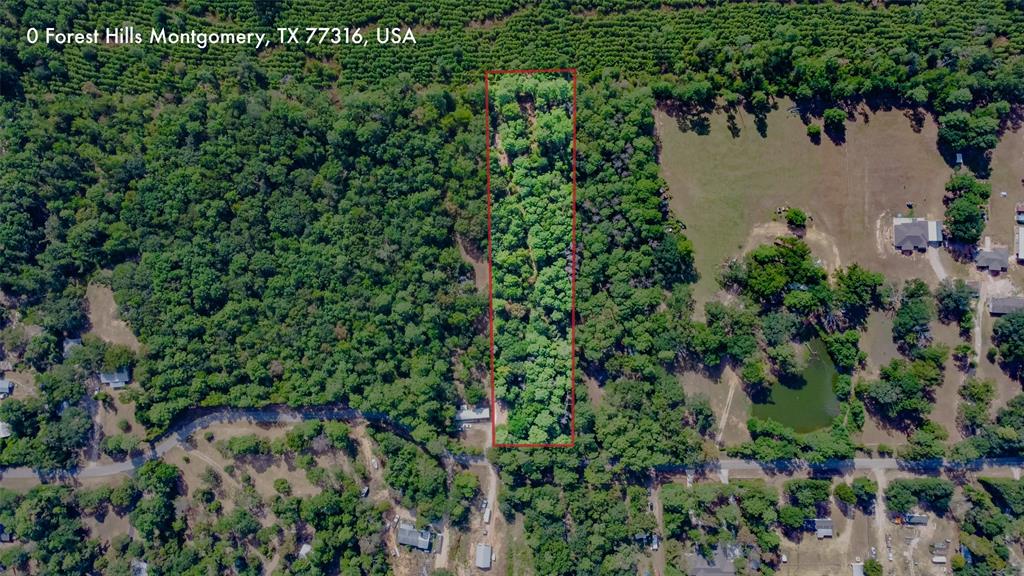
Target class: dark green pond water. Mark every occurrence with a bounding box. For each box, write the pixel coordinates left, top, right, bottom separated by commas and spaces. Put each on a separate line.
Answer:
750, 338, 841, 432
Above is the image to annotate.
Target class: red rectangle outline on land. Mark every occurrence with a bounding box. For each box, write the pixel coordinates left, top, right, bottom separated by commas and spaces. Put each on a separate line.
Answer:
486, 68, 577, 448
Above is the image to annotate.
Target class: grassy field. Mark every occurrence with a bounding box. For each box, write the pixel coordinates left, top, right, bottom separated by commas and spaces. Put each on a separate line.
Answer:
655, 101, 1024, 442
655, 100, 954, 308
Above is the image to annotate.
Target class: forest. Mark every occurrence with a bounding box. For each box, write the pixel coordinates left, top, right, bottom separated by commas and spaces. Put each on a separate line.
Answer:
489, 72, 575, 445
3, 0, 1024, 574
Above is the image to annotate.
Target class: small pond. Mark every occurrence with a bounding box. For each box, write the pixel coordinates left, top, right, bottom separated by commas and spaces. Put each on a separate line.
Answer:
750, 338, 841, 433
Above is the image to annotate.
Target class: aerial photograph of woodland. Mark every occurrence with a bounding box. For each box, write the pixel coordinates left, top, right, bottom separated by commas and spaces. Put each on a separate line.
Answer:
3, 1, 1024, 575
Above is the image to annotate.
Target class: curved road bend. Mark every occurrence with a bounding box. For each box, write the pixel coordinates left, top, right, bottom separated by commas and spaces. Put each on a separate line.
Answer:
1, 406, 382, 480
2, 406, 1023, 479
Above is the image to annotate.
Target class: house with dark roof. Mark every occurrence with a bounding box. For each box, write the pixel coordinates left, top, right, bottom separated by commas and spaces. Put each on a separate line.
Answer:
977, 247, 1010, 272
893, 218, 942, 252
686, 545, 738, 576
99, 368, 131, 389
396, 522, 431, 551
990, 297, 1024, 316
905, 513, 928, 525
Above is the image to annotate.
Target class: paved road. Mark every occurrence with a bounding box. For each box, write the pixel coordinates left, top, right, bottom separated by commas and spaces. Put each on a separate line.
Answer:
926, 246, 949, 281
660, 456, 1024, 475
4, 405, 1024, 480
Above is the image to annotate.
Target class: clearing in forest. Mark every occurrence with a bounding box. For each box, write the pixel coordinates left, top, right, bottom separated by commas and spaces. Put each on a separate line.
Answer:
486, 70, 576, 446
655, 100, 953, 310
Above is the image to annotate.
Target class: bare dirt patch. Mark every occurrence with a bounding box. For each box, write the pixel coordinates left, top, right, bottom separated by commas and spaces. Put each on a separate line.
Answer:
457, 236, 489, 296
85, 284, 141, 351
679, 369, 750, 445
743, 221, 842, 273
584, 375, 604, 407
2, 370, 37, 400
450, 462, 507, 576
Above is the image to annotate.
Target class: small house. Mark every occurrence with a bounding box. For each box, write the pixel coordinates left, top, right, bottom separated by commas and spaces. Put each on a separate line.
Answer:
893, 218, 942, 252
130, 559, 149, 576
976, 247, 1010, 272
932, 556, 948, 565
1018, 227, 1024, 261
851, 562, 865, 576
298, 543, 312, 558
1016, 203, 1024, 225
905, 513, 928, 526
0, 422, 11, 439
0, 378, 11, 397
483, 506, 492, 524
475, 543, 493, 569
990, 297, 1024, 316
814, 518, 834, 539
62, 337, 82, 359
99, 368, 131, 389
455, 405, 490, 423
396, 522, 431, 551
687, 544, 739, 576
0, 524, 13, 543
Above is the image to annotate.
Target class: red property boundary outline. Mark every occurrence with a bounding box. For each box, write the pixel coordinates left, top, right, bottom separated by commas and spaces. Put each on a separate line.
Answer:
485, 68, 578, 448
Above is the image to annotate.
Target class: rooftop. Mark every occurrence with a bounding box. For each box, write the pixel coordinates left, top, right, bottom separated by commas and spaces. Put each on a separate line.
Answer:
396, 522, 431, 550
990, 297, 1024, 316
687, 544, 741, 576
0, 379, 11, 395
475, 543, 493, 569
455, 406, 491, 422
976, 247, 1009, 271
894, 219, 929, 251
814, 518, 834, 538
99, 368, 131, 388
62, 337, 82, 358
905, 513, 928, 525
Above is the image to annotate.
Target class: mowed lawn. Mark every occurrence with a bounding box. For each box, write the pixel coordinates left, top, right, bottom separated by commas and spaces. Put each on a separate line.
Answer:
988, 127, 1024, 286
655, 100, 954, 308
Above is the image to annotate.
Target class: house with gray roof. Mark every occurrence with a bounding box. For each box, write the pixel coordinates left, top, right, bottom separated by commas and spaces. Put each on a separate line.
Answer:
62, 337, 82, 359
977, 247, 1010, 272
475, 543, 493, 569
905, 513, 929, 525
0, 378, 12, 397
814, 518, 834, 539
99, 368, 131, 389
396, 522, 431, 551
990, 297, 1024, 316
686, 544, 740, 576
894, 218, 942, 252
455, 405, 490, 422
